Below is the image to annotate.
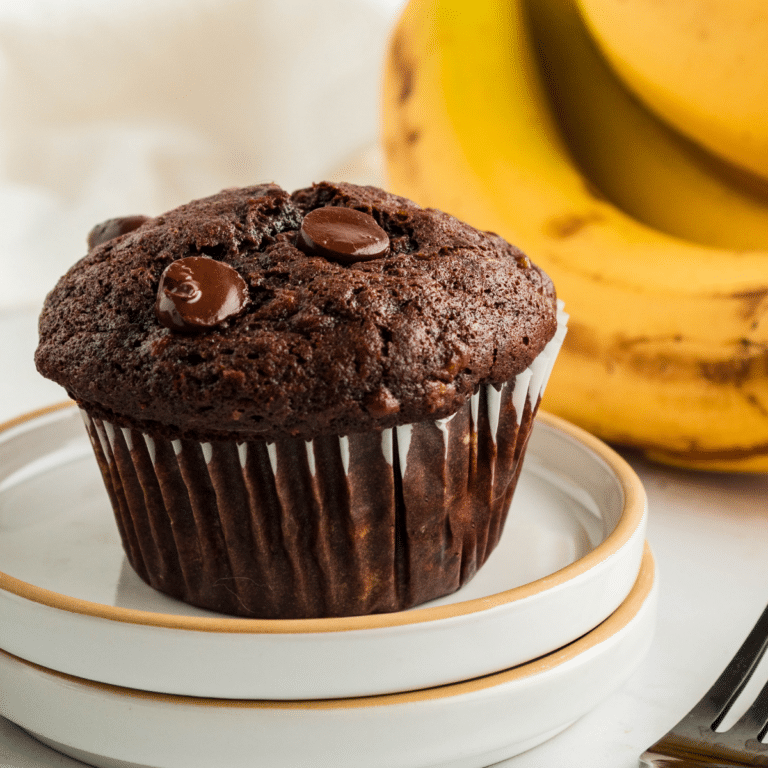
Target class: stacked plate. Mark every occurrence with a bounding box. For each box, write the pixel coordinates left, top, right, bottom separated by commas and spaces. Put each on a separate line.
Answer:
0, 403, 656, 768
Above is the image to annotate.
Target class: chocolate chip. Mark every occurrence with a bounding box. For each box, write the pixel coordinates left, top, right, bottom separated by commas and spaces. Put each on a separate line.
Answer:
296, 207, 389, 264
87, 216, 151, 249
155, 257, 249, 333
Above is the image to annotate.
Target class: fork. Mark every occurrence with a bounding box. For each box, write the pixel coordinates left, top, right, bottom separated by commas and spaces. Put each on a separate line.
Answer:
640, 602, 768, 766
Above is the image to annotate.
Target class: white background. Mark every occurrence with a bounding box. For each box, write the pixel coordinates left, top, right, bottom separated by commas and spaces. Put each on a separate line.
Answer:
0, 0, 407, 311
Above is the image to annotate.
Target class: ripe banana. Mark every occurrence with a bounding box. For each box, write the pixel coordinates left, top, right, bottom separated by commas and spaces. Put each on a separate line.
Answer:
382, 0, 768, 472
575, 0, 768, 183
529, 0, 768, 251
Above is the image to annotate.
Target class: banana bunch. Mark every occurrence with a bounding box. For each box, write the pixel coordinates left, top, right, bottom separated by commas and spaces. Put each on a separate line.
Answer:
529, 0, 768, 251
382, 0, 768, 472
576, 0, 768, 183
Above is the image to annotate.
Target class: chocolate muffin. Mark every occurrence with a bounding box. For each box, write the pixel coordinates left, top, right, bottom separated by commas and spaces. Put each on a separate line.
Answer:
35, 181, 567, 618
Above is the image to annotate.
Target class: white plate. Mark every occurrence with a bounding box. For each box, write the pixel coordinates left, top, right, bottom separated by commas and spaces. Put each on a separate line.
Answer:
0, 403, 647, 699
0, 545, 657, 768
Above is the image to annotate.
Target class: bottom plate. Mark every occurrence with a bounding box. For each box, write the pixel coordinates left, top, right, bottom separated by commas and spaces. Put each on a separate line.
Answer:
0, 545, 656, 768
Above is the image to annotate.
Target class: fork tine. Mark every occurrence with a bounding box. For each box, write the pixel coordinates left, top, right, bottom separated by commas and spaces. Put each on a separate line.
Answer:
676, 672, 768, 766
720, 673, 768, 751
694, 602, 768, 728
640, 603, 768, 767
644, 680, 768, 768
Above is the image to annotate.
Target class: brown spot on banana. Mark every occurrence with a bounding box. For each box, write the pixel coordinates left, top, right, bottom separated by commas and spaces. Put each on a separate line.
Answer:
563, 325, 682, 378
731, 286, 768, 321
744, 392, 768, 420
646, 440, 768, 465
390, 30, 415, 104
699, 340, 768, 387
544, 212, 604, 239
559, 320, 601, 357
383, 22, 427, 197
564, 325, 768, 386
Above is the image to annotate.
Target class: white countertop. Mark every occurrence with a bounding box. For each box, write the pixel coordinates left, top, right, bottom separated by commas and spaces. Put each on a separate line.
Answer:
2, 304, 767, 768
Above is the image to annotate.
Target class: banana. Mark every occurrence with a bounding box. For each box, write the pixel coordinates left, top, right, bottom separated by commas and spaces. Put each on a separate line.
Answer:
529, 0, 768, 251
575, 0, 768, 183
382, 0, 768, 472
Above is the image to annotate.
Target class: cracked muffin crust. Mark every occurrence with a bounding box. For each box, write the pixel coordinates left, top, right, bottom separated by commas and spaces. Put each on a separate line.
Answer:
36, 181, 557, 441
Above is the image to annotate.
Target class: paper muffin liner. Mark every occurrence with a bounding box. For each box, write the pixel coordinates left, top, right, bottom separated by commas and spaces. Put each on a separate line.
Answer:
80, 304, 567, 619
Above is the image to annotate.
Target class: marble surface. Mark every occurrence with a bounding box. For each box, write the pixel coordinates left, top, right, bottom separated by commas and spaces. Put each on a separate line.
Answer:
2, 304, 768, 768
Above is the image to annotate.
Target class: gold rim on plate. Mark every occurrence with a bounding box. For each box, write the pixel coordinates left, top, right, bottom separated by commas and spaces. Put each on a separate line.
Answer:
0, 544, 655, 708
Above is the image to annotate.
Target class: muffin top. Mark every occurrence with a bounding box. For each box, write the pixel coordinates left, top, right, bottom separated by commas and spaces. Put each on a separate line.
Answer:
35, 182, 558, 441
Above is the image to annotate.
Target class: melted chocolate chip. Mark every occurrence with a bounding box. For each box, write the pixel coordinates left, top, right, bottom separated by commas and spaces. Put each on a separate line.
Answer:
155, 257, 249, 333
87, 216, 151, 249
297, 207, 389, 263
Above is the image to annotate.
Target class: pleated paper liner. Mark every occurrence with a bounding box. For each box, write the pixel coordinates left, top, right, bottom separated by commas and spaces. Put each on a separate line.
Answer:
81, 304, 568, 618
